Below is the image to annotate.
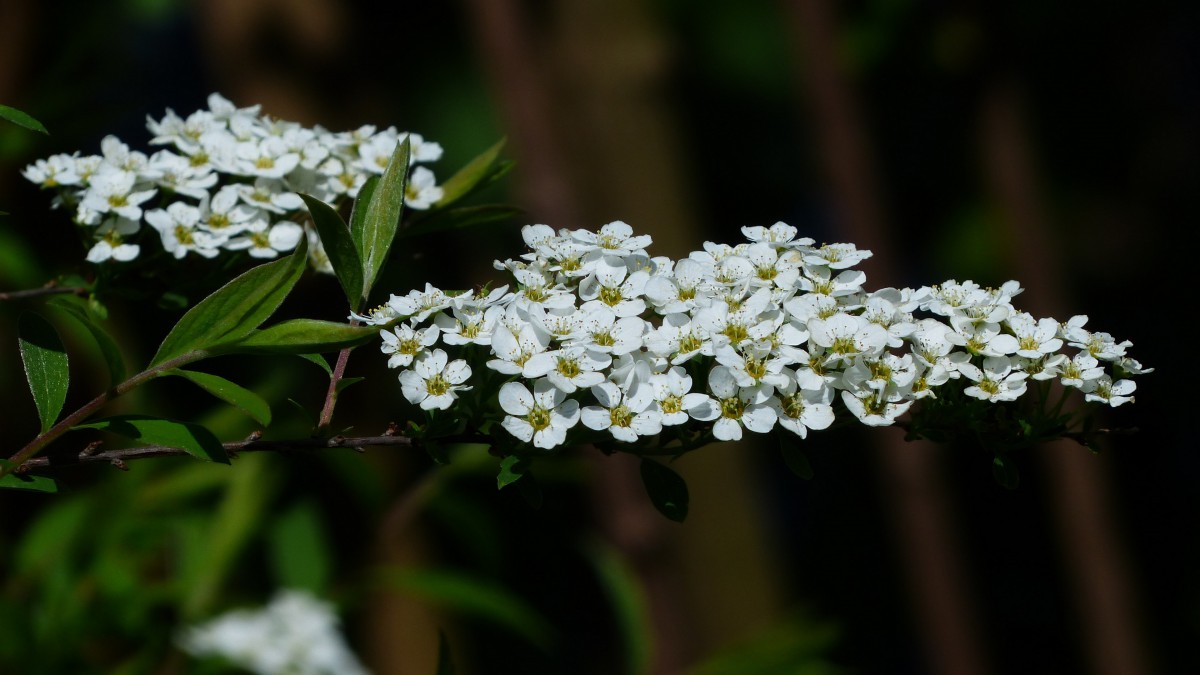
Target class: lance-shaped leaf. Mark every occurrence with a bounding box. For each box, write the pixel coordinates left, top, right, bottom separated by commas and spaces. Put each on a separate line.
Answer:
150, 237, 307, 367
779, 434, 814, 480
75, 415, 229, 464
639, 458, 689, 523
214, 319, 378, 355
299, 193, 363, 309
0, 104, 48, 134
165, 369, 272, 427
47, 295, 126, 385
348, 175, 379, 252
433, 137, 508, 208
356, 138, 409, 298
19, 312, 69, 433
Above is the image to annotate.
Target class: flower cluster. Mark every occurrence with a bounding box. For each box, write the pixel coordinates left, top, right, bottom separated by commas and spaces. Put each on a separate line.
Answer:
367, 221, 1149, 450
176, 589, 370, 675
23, 93, 444, 267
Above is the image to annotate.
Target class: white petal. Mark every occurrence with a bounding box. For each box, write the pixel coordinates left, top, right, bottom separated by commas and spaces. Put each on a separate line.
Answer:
499, 382, 533, 415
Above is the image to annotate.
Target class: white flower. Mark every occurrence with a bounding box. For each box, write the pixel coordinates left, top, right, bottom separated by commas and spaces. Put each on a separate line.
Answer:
714, 342, 788, 394
571, 220, 652, 257
23, 153, 81, 188
399, 349, 472, 410
806, 313, 888, 365
644, 312, 710, 364
959, 356, 1028, 402
79, 166, 157, 222
522, 345, 610, 394
387, 283, 452, 323
86, 218, 141, 263
569, 307, 646, 356
578, 257, 649, 317
803, 242, 872, 269
499, 379, 580, 449
1005, 311, 1064, 358
199, 185, 264, 235
706, 365, 777, 441
644, 257, 708, 314
146, 202, 226, 258
487, 323, 551, 375
226, 220, 305, 258
1082, 375, 1136, 407
1059, 352, 1105, 390
581, 381, 662, 442
143, 149, 219, 199
177, 589, 369, 675
770, 370, 835, 438
741, 221, 811, 248
434, 304, 504, 346
380, 322, 440, 368
841, 389, 912, 427
648, 366, 717, 426
404, 166, 443, 209
744, 242, 800, 289
236, 177, 304, 214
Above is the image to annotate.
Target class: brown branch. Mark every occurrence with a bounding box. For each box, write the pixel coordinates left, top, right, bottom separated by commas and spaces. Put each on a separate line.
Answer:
316, 318, 359, 434
13, 433, 456, 473
0, 285, 88, 302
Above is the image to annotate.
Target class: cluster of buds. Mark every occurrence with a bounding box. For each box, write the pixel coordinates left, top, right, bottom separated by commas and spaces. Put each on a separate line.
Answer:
362, 220, 1149, 451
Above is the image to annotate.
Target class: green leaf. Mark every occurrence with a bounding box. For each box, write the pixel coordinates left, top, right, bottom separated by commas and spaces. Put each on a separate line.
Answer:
0, 461, 59, 493
19, 312, 69, 433
357, 138, 409, 297
779, 436, 814, 480
299, 193, 364, 309
268, 501, 331, 593
335, 376, 365, 394
46, 296, 127, 385
398, 205, 523, 241
294, 352, 333, 375
583, 540, 650, 675
215, 319, 378, 355
348, 175, 379, 252
436, 631, 456, 675
165, 369, 272, 426
639, 458, 689, 522
150, 237, 308, 367
992, 454, 1019, 490
0, 104, 49, 134
74, 415, 230, 464
497, 455, 529, 490
377, 567, 553, 649
433, 137, 507, 208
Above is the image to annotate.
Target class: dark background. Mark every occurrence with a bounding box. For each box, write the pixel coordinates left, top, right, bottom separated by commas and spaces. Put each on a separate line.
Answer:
0, 1, 1191, 673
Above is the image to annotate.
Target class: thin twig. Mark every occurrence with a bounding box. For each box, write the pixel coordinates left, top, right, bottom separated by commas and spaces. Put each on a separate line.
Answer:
0, 285, 88, 302
16, 434, 420, 472
316, 319, 359, 433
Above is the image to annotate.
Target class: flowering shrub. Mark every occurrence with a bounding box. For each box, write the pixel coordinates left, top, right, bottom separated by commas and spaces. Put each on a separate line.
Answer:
1, 95, 1148, 501
0, 92, 1154, 675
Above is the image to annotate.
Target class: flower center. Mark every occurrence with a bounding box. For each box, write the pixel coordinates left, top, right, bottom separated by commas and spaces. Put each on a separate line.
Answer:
719, 396, 745, 420
599, 286, 624, 306
609, 405, 633, 428
661, 395, 682, 415
782, 395, 806, 419
425, 374, 451, 397
527, 405, 552, 431
556, 357, 582, 379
